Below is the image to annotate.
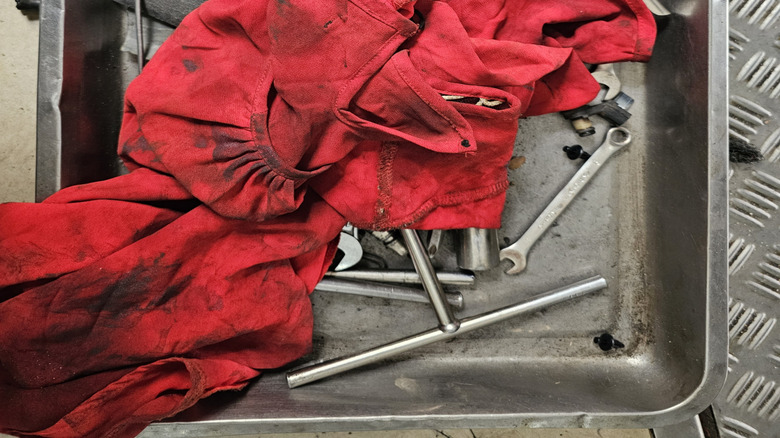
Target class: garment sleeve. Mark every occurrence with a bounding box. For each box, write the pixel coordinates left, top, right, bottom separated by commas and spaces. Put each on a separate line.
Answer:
119, 0, 326, 222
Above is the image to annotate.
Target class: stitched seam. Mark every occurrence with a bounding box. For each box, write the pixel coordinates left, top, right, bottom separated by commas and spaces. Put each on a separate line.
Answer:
351, 180, 509, 230
374, 142, 398, 228
629, 0, 643, 58
349, 0, 418, 35
333, 31, 406, 125
250, 60, 273, 118
391, 56, 469, 141
132, 125, 171, 175
625, 0, 653, 60
332, 0, 419, 121
101, 359, 205, 438
256, 141, 329, 180
249, 62, 327, 182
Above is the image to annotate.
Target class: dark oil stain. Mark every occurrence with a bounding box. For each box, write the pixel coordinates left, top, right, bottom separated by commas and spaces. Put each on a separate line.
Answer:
324, 20, 333, 29
208, 295, 224, 311
120, 141, 133, 156
182, 59, 199, 72
75, 250, 88, 263
44, 322, 90, 344
120, 134, 154, 156
250, 113, 266, 140
194, 135, 209, 149
60, 254, 178, 319
136, 135, 154, 151
94, 263, 154, 315
87, 346, 107, 357
274, 0, 293, 23
212, 130, 248, 161
223, 156, 267, 182
212, 128, 258, 181
268, 24, 280, 42
130, 211, 187, 241
153, 274, 194, 308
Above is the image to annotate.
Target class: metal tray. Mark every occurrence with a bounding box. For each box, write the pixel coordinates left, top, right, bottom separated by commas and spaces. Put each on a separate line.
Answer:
35, 0, 729, 434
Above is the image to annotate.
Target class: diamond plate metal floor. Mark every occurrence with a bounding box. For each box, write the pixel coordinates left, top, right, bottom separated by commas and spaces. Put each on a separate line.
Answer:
717, 1, 780, 437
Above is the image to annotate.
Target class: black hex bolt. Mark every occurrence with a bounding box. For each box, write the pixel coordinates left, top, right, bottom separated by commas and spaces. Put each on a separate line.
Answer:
563, 145, 591, 161
15, 0, 40, 10
594, 333, 624, 351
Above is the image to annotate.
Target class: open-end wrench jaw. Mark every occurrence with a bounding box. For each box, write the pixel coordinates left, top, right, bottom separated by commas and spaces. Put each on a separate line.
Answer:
499, 127, 632, 275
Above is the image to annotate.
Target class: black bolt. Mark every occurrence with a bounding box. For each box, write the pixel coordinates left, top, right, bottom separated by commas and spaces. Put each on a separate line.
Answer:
594, 333, 624, 351
15, 0, 40, 10
562, 145, 591, 161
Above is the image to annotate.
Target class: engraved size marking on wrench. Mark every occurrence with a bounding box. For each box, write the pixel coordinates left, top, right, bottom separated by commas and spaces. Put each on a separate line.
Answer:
500, 127, 631, 275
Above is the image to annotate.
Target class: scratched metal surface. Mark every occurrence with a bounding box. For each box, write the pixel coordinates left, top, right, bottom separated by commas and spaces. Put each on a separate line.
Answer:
716, 1, 780, 437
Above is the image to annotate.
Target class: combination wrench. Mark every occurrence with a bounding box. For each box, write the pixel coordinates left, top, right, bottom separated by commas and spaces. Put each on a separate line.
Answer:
500, 127, 632, 274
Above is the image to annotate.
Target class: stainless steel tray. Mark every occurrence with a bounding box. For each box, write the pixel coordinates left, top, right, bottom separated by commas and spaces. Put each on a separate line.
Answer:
36, 0, 729, 434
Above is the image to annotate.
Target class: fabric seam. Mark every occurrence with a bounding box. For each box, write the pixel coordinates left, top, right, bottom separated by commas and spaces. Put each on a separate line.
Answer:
333, 31, 407, 126
390, 54, 470, 143
373, 142, 398, 228
351, 179, 510, 230
249, 61, 327, 181
626, 0, 655, 61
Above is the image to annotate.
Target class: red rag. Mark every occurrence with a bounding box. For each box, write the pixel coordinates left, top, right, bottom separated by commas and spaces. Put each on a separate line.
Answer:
0, 171, 345, 436
305, 0, 656, 229
0, 0, 655, 436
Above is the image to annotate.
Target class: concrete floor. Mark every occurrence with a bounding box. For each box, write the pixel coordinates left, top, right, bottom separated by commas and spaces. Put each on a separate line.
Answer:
0, 2, 652, 437
0, 3, 37, 203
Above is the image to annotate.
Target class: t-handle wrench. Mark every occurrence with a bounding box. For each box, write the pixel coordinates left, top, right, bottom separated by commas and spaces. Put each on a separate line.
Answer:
500, 127, 632, 275
401, 229, 460, 333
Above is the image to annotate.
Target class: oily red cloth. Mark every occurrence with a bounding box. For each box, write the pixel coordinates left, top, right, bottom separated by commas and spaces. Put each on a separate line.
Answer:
0, 169, 344, 437
0, 0, 655, 436
121, 0, 654, 230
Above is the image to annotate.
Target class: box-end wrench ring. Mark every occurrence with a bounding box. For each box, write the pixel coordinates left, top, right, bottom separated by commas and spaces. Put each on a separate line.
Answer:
500, 127, 632, 275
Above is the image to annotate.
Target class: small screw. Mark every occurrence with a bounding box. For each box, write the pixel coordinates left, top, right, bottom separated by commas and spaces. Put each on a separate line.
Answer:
594, 333, 624, 351
563, 145, 591, 161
